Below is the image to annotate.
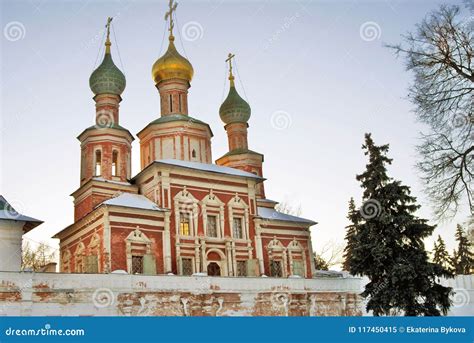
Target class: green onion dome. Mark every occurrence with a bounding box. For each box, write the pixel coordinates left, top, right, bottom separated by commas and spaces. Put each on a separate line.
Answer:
219, 80, 251, 124
89, 44, 126, 96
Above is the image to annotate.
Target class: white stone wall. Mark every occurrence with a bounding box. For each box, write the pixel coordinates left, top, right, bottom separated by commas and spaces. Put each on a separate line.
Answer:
0, 272, 362, 316
0, 220, 24, 272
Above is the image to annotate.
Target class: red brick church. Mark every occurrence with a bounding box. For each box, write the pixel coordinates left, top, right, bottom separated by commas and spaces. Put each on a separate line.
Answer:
53, 5, 317, 278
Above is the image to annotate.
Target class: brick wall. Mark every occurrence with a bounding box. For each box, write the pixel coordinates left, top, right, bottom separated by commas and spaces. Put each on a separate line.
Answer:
0, 272, 361, 316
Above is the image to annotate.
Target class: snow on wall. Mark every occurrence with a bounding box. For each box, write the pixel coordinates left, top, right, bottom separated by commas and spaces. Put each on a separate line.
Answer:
0, 272, 362, 316
359, 275, 474, 316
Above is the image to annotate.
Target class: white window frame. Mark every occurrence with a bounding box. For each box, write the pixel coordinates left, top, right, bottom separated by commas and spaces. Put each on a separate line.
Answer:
201, 190, 225, 239
174, 187, 199, 237
227, 194, 249, 241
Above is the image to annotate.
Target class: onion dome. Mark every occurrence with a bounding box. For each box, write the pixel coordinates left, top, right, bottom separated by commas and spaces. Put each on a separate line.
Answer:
89, 35, 126, 96
152, 35, 194, 84
219, 73, 251, 125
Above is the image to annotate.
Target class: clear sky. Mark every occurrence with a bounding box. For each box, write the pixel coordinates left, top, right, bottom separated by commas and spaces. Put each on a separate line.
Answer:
1, 0, 471, 265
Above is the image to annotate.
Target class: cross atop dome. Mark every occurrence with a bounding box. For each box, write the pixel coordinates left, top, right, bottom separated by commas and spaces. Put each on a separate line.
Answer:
164, 0, 178, 39
226, 53, 236, 86
105, 17, 113, 53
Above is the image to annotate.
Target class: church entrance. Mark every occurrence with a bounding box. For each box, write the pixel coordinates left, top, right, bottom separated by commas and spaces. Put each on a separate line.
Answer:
207, 262, 221, 276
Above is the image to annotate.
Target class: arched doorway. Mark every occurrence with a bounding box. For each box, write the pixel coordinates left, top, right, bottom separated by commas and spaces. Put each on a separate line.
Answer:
207, 262, 221, 276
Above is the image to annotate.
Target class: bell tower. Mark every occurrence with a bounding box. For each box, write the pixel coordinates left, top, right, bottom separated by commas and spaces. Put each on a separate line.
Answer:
74, 18, 136, 221
137, 0, 213, 169
215, 53, 265, 198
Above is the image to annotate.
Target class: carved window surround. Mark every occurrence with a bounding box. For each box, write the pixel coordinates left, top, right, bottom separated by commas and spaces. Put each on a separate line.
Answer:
267, 237, 288, 278
201, 190, 225, 239
227, 194, 250, 241
287, 239, 307, 278
125, 227, 152, 274
174, 186, 199, 238
74, 242, 85, 273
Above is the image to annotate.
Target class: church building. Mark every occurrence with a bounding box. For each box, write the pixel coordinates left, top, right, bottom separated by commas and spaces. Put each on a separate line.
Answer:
53, 4, 317, 279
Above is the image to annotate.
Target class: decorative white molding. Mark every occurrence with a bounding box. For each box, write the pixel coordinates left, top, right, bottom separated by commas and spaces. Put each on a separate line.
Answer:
201, 190, 225, 238
125, 227, 152, 273
174, 186, 199, 237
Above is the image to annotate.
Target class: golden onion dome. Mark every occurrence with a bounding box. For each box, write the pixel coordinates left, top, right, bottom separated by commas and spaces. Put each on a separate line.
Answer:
152, 36, 194, 84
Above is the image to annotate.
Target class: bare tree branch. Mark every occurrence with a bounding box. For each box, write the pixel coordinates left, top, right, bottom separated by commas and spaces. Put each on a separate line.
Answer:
387, 4, 473, 219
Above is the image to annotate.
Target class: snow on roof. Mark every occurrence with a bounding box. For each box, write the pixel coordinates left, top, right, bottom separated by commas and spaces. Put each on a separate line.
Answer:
101, 193, 165, 211
92, 177, 132, 186
257, 206, 316, 225
156, 159, 265, 180
0, 196, 43, 228
257, 198, 279, 203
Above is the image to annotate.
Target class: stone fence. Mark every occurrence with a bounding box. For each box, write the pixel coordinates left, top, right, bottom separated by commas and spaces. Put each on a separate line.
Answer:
1, 272, 471, 316
0, 272, 361, 316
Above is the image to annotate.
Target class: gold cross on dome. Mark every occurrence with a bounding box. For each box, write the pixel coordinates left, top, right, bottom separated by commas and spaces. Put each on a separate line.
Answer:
165, 0, 178, 37
105, 17, 113, 44
226, 53, 235, 79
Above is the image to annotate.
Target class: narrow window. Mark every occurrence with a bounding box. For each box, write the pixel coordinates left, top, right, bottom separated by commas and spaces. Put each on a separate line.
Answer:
179, 93, 182, 112
131, 255, 144, 274
292, 260, 304, 277
181, 258, 193, 275
75, 256, 83, 273
191, 149, 197, 159
169, 94, 173, 112
180, 213, 190, 236
207, 215, 218, 237
95, 150, 101, 176
112, 150, 118, 176
237, 261, 247, 276
232, 217, 243, 239
270, 260, 283, 277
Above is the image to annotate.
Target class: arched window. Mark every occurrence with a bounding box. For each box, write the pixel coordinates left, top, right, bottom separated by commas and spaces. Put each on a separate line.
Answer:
169, 94, 173, 112
112, 150, 118, 176
95, 150, 102, 176
191, 149, 197, 159
178, 94, 182, 112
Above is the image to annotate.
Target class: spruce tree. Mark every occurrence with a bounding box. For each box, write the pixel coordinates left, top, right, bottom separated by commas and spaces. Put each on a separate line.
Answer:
452, 224, 473, 275
347, 133, 452, 316
343, 198, 358, 271
432, 235, 453, 274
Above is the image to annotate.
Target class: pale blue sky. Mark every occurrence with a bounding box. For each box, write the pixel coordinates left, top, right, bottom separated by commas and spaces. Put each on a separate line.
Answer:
0, 0, 470, 263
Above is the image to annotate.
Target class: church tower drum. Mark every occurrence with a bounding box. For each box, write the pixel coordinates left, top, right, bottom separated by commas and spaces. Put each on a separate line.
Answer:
216, 54, 265, 198
137, 0, 213, 170
74, 18, 135, 221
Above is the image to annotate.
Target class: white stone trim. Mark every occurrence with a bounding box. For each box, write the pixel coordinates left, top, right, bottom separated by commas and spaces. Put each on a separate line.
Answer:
125, 228, 152, 274
174, 186, 199, 238
201, 190, 225, 238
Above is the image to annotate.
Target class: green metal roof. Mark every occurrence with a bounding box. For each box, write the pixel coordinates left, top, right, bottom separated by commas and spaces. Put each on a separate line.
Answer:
219, 85, 251, 124
89, 52, 126, 96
